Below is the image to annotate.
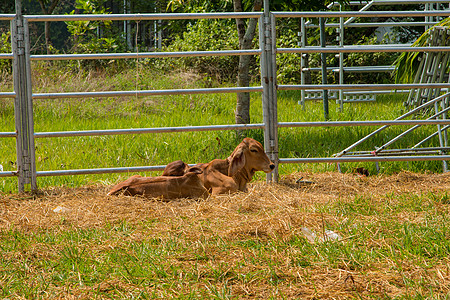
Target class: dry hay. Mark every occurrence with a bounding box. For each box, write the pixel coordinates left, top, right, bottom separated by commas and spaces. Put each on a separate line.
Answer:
1, 171, 450, 299
2, 171, 448, 232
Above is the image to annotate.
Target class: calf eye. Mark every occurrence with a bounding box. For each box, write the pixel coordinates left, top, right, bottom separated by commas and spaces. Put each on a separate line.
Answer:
250, 149, 258, 153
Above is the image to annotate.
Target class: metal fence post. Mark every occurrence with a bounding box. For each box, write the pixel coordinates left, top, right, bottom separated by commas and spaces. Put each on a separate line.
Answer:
260, 1, 279, 183
12, 0, 37, 192
319, 17, 329, 121
338, 10, 344, 111
300, 17, 306, 109
270, 12, 279, 183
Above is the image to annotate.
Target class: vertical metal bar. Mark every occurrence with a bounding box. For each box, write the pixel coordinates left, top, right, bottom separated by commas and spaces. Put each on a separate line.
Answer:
12, 0, 37, 192
259, 15, 272, 182
300, 17, 306, 109
435, 99, 448, 172
261, 0, 278, 183
157, 19, 162, 49
443, 96, 449, 171
264, 13, 274, 183
319, 17, 329, 120
270, 13, 279, 183
337, 8, 344, 172
23, 19, 37, 188
338, 12, 344, 111
11, 18, 24, 192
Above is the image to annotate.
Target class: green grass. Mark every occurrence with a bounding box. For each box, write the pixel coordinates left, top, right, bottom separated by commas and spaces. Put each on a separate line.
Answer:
0, 62, 447, 193
1, 187, 449, 298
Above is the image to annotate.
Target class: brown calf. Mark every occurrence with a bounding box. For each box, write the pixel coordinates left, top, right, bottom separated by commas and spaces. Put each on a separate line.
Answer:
107, 167, 208, 199
163, 137, 275, 195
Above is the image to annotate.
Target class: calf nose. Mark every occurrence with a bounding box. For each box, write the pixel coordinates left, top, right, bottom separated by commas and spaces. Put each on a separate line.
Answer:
270, 164, 275, 170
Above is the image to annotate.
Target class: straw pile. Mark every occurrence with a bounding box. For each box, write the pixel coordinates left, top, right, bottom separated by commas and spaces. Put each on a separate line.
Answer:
1, 171, 449, 298
2, 171, 448, 232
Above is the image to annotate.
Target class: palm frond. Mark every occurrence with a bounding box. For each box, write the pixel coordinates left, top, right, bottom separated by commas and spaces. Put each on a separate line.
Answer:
393, 17, 450, 83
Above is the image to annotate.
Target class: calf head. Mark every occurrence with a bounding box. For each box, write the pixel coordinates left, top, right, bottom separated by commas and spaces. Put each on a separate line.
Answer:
162, 160, 190, 176
228, 138, 275, 177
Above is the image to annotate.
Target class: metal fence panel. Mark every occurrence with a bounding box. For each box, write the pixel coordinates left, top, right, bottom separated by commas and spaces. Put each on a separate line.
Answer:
3, 7, 450, 192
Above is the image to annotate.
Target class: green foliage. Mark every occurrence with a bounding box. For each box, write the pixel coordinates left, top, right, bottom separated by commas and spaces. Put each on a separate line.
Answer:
276, 25, 302, 84
167, 0, 233, 13
345, 36, 399, 84
394, 17, 450, 83
65, 0, 126, 69
270, 0, 330, 11
275, 19, 397, 85
1, 64, 446, 192
0, 31, 12, 74
164, 19, 242, 82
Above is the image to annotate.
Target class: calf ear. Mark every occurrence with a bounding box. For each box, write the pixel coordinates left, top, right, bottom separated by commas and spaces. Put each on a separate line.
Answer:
187, 166, 203, 174
228, 148, 246, 177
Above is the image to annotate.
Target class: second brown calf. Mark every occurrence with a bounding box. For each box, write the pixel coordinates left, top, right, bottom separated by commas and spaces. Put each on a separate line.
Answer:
107, 166, 208, 199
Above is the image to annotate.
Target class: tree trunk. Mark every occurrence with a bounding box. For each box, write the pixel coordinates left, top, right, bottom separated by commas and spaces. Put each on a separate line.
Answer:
233, 0, 262, 125
44, 21, 51, 54
236, 54, 251, 124
37, 0, 61, 54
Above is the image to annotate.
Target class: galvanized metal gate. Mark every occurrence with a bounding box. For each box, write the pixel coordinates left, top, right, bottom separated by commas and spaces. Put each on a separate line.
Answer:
2, 1, 450, 192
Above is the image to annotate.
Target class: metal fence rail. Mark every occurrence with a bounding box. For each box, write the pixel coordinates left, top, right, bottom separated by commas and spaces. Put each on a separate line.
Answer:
280, 155, 450, 164
2, 3, 278, 191
30, 50, 262, 61
0, 92, 15, 99
32, 87, 263, 100
2, 5, 450, 192
278, 46, 450, 54
24, 12, 262, 22
34, 124, 266, 138
273, 11, 450, 18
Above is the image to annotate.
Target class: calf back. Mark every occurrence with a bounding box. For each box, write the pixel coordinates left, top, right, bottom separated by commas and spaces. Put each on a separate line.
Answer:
108, 172, 208, 199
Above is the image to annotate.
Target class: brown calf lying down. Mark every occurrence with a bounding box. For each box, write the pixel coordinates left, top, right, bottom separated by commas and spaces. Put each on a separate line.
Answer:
108, 138, 274, 199
163, 137, 275, 195
107, 166, 208, 199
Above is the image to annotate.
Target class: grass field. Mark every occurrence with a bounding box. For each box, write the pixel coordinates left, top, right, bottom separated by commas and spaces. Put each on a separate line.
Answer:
0, 63, 446, 193
1, 171, 449, 298
1, 64, 450, 299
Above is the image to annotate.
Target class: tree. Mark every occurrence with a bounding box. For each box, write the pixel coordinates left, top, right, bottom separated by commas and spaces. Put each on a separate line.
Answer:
167, 0, 263, 125
36, 0, 62, 54
167, 0, 342, 125
233, 0, 262, 125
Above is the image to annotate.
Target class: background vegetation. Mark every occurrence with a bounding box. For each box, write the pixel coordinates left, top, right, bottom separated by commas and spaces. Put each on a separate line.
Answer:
1, 3, 450, 299
0, 62, 446, 193
1, 0, 447, 193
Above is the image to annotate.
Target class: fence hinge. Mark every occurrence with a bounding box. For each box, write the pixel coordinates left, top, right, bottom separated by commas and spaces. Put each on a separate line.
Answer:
263, 16, 272, 50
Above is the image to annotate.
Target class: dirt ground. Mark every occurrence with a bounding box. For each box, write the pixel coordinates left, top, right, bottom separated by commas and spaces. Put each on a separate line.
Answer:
1, 171, 450, 299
